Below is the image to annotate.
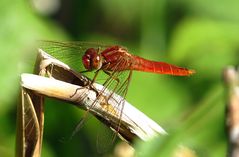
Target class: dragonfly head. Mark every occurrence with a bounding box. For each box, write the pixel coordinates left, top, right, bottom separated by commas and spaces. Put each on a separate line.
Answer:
82, 48, 103, 71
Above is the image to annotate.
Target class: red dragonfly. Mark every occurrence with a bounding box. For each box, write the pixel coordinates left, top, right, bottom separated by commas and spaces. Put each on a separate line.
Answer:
82, 45, 194, 76
39, 41, 194, 138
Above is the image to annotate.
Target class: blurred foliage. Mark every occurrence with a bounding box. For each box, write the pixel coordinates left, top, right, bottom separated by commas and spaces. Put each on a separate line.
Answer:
0, 0, 239, 156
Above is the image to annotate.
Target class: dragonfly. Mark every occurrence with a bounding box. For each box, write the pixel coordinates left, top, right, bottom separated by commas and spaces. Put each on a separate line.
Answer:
39, 41, 195, 140
82, 45, 194, 76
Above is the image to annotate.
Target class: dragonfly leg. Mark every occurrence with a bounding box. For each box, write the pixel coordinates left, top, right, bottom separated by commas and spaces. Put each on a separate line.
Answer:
80, 69, 100, 84
79, 70, 91, 73
69, 86, 87, 98
103, 71, 120, 84
70, 70, 100, 98
103, 70, 120, 101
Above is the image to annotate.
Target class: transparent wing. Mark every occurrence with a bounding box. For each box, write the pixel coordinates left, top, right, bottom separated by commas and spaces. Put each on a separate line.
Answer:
38, 40, 110, 72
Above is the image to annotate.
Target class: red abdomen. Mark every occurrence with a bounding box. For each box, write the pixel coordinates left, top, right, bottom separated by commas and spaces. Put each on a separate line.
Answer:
130, 55, 194, 76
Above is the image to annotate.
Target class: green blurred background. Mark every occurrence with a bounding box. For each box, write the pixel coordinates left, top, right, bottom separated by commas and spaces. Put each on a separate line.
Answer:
1, 0, 239, 156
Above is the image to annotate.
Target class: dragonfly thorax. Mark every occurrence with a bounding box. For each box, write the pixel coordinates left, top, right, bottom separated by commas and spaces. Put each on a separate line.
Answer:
82, 48, 103, 71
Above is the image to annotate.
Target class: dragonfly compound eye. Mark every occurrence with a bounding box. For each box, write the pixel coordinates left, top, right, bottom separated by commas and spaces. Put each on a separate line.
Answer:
92, 55, 102, 70
82, 54, 91, 70
83, 48, 102, 70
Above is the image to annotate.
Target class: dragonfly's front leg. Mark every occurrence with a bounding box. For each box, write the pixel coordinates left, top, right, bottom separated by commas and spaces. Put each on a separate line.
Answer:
70, 70, 100, 98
